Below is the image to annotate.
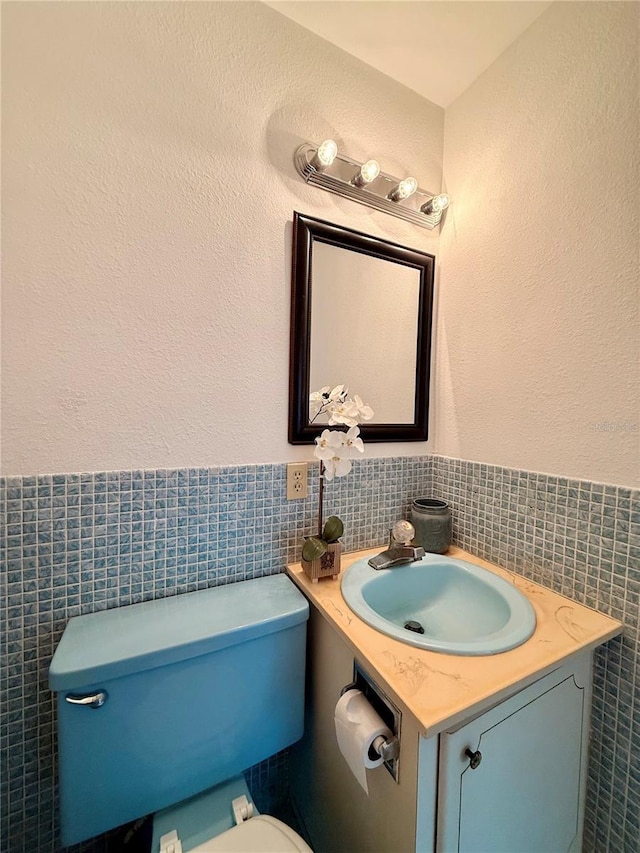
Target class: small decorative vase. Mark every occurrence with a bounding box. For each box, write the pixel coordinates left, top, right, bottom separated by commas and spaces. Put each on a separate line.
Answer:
302, 542, 342, 583
411, 498, 452, 554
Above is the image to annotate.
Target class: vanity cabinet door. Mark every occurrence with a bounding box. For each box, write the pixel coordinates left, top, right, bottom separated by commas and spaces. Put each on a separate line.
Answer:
436, 655, 591, 853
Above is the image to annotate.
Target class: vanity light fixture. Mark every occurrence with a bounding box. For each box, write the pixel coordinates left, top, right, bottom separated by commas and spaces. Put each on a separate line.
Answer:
294, 139, 450, 230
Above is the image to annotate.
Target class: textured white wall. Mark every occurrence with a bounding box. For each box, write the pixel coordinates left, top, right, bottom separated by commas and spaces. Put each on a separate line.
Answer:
1, 1, 443, 475
437, 1, 640, 487
5, 1, 638, 487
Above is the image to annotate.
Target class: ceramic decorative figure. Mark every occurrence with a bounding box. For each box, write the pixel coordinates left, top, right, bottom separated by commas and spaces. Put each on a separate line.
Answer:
411, 498, 452, 554
301, 385, 373, 582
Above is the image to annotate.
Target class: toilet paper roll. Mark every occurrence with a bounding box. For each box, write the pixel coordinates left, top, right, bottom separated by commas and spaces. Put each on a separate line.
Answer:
334, 689, 393, 795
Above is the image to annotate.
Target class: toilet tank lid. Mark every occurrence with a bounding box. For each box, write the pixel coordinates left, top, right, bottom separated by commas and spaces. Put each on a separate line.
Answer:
49, 574, 309, 691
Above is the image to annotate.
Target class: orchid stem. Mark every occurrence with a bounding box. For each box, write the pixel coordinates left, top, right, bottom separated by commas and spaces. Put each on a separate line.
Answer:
318, 461, 325, 537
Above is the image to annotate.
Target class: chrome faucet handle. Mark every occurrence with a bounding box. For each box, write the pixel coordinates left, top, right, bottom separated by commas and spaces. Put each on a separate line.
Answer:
390, 520, 415, 546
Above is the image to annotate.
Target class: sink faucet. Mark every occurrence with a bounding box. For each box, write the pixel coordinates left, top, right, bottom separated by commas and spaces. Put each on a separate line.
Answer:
368, 521, 425, 570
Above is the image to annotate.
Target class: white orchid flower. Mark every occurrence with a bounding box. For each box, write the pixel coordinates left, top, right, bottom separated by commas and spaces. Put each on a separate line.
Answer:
328, 384, 347, 402
314, 429, 354, 481
309, 386, 331, 419
327, 400, 359, 427
305, 387, 372, 556
343, 425, 365, 457
314, 429, 345, 461
323, 454, 353, 481
353, 395, 374, 421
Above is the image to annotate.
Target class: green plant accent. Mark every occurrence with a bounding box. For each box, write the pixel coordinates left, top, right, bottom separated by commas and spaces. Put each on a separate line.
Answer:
302, 515, 344, 562
302, 536, 328, 562
322, 515, 344, 543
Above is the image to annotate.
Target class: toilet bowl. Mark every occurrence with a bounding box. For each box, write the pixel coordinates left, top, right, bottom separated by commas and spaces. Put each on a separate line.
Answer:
49, 575, 311, 850
191, 816, 310, 853
152, 776, 311, 853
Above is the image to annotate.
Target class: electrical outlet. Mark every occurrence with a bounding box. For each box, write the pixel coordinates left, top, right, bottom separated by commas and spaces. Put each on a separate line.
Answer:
287, 462, 308, 500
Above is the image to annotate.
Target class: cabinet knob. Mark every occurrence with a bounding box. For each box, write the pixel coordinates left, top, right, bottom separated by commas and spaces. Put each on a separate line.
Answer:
465, 747, 482, 769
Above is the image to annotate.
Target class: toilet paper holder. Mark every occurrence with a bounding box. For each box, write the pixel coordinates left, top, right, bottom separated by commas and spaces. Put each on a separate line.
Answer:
341, 662, 402, 781
371, 732, 400, 763
340, 685, 399, 763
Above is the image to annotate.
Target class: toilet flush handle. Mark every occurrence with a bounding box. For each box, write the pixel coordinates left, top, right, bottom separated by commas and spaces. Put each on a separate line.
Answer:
65, 690, 108, 709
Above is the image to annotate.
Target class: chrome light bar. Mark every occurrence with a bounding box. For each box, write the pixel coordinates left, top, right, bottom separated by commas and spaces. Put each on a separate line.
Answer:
294, 140, 449, 230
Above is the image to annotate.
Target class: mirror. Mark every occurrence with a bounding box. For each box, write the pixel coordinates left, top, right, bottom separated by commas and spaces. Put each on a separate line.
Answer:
289, 212, 435, 443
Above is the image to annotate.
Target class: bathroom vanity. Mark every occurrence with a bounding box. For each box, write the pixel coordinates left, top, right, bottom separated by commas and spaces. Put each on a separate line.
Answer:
287, 547, 622, 853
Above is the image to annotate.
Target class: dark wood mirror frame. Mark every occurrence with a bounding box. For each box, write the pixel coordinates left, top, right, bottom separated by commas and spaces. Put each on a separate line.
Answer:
288, 212, 435, 444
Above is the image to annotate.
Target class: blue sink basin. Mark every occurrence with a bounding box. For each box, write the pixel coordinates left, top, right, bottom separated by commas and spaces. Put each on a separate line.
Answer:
341, 553, 536, 655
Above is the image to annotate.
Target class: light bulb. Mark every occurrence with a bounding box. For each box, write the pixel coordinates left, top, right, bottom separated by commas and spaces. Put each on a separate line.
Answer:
421, 193, 450, 215
353, 159, 380, 187
432, 193, 449, 212
388, 176, 417, 202
398, 177, 418, 198
313, 139, 337, 169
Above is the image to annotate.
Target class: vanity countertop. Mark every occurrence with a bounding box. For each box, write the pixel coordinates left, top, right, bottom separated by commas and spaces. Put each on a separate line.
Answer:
286, 546, 623, 737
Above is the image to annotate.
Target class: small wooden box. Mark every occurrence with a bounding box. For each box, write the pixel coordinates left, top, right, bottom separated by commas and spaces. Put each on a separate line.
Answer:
301, 542, 342, 583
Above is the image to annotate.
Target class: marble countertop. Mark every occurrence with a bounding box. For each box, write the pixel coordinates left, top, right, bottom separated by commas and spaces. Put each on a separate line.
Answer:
286, 546, 623, 737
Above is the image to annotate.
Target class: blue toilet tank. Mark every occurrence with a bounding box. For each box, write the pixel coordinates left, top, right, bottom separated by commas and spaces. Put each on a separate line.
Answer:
49, 574, 309, 847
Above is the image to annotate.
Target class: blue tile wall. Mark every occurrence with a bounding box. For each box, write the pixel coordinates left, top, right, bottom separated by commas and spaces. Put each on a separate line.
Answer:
1, 455, 637, 852
429, 455, 639, 853
0, 458, 430, 852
